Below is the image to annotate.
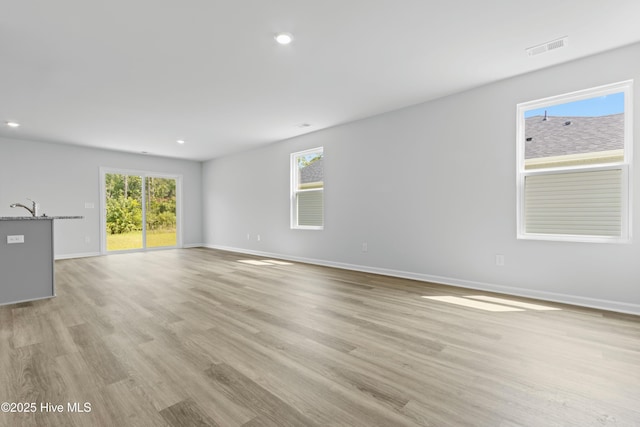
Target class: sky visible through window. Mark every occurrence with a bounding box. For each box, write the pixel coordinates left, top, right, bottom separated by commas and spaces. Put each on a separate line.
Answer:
524, 92, 624, 118
297, 152, 322, 168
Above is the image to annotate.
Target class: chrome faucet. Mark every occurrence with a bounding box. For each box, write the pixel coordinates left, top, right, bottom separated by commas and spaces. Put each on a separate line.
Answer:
9, 199, 39, 217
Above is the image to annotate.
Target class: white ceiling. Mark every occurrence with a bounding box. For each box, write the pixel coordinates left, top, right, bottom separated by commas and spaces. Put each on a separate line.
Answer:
2, 0, 640, 161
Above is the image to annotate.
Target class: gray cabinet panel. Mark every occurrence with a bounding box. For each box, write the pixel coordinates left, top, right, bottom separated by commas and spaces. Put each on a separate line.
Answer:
0, 219, 54, 305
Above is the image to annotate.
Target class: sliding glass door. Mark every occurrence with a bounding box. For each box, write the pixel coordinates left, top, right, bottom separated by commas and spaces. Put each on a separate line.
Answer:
102, 169, 180, 253
145, 176, 177, 248
105, 173, 143, 251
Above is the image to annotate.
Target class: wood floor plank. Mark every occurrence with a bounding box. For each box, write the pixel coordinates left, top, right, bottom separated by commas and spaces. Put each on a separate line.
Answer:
54, 350, 102, 400
99, 378, 171, 427
135, 338, 255, 425
192, 316, 429, 426
102, 340, 186, 411
76, 339, 128, 387
160, 398, 220, 427
5, 344, 76, 427
11, 306, 43, 349
1, 247, 639, 426
204, 363, 318, 427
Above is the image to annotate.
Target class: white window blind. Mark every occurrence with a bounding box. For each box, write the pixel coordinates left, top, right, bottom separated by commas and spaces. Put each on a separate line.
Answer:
297, 190, 324, 227
524, 169, 623, 236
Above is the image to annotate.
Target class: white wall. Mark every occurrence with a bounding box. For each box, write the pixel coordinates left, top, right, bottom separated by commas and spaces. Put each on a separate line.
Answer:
0, 137, 202, 257
203, 42, 640, 315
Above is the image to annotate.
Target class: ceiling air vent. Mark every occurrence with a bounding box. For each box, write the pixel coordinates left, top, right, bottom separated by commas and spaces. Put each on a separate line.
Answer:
526, 36, 568, 56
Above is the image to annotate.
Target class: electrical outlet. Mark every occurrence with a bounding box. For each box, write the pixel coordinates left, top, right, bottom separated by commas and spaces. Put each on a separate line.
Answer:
85, 236, 91, 243
7, 235, 25, 244
247, 233, 250, 240
362, 242, 368, 253
496, 254, 505, 266
257, 234, 261, 242
84, 202, 95, 209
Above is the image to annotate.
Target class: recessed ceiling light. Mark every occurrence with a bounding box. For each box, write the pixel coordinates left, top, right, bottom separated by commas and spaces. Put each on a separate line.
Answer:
299, 123, 312, 128
274, 32, 293, 45
5, 121, 20, 128
177, 140, 185, 144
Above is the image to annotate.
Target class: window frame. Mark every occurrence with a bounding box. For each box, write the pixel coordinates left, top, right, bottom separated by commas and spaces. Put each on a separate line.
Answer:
516, 80, 633, 243
290, 147, 324, 230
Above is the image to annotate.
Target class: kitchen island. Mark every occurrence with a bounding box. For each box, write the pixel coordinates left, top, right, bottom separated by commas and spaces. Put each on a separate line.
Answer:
0, 216, 83, 305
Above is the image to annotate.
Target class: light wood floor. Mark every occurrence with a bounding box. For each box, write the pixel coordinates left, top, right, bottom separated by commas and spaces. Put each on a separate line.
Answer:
1, 248, 639, 426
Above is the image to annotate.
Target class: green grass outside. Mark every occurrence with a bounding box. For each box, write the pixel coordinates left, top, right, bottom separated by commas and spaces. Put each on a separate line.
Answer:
106, 230, 177, 251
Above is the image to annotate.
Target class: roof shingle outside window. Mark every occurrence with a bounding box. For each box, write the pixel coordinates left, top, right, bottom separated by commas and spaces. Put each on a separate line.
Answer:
300, 158, 324, 184
524, 113, 623, 159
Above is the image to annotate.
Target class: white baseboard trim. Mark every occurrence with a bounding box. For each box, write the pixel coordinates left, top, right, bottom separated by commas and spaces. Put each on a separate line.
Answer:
203, 244, 640, 316
183, 243, 205, 248
55, 245, 205, 259
55, 251, 101, 260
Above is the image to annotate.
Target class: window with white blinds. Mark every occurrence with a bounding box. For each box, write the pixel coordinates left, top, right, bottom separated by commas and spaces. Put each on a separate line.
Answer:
291, 147, 324, 229
296, 190, 323, 227
524, 168, 624, 236
517, 81, 632, 243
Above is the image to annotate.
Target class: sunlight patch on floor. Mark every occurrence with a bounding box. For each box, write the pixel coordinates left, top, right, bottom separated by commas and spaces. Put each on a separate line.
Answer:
423, 296, 524, 312
466, 295, 561, 311
237, 259, 294, 266
237, 260, 273, 266
422, 295, 561, 312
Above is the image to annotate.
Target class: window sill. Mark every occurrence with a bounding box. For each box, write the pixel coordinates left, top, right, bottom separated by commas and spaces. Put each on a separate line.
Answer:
291, 226, 324, 231
517, 232, 630, 244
